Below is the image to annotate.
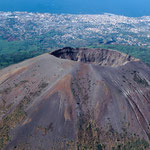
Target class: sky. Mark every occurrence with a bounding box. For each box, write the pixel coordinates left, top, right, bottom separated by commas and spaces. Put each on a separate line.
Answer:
0, 0, 150, 17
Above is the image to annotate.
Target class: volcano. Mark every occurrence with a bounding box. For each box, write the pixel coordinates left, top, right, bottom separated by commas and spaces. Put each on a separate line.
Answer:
0, 47, 150, 150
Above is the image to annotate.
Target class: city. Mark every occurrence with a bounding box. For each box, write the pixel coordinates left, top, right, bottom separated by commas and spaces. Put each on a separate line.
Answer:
0, 11, 150, 47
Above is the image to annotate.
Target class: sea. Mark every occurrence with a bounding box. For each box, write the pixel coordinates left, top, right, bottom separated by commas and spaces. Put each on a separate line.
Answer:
0, 0, 150, 17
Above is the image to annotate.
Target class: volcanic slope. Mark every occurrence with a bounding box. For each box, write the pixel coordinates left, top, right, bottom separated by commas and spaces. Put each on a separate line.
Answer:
0, 47, 150, 150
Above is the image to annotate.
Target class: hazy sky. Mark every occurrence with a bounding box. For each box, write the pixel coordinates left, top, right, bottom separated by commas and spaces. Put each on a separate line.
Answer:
0, 0, 150, 17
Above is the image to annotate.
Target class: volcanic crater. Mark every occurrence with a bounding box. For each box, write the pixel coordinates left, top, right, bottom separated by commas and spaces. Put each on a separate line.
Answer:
0, 47, 150, 150
50, 47, 137, 67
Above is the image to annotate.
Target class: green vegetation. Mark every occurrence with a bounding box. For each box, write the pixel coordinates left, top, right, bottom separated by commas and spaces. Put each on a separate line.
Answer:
0, 38, 48, 69
113, 138, 149, 150
0, 103, 26, 149
1, 34, 150, 70
89, 44, 150, 65
133, 71, 149, 87
77, 120, 105, 150
38, 82, 49, 89
76, 121, 149, 150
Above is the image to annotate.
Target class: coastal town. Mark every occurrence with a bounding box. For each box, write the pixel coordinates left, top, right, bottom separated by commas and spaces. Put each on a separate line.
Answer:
0, 11, 150, 47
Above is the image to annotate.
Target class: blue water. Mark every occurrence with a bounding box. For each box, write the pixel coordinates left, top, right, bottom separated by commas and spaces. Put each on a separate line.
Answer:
0, 0, 150, 17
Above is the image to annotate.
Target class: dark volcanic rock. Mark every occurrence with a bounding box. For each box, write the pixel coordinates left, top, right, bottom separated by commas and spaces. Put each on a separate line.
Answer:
0, 48, 150, 150
50, 47, 137, 67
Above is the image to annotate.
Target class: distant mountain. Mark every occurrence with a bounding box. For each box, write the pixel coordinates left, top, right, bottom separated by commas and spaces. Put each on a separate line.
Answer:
0, 47, 150, 149
0, 0, 150, 17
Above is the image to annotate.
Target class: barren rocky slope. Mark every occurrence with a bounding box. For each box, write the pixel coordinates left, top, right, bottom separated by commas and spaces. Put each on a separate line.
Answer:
0, 47, 150, 150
